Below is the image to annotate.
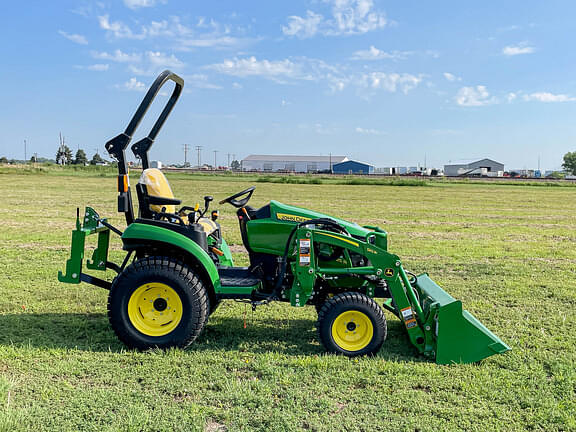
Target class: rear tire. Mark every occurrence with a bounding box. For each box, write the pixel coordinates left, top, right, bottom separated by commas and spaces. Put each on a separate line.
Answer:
108, 256, 210, 350
317, 292, 386, 357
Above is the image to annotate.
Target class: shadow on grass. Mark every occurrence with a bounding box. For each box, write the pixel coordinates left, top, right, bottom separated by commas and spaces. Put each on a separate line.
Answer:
0, 312, 420, 361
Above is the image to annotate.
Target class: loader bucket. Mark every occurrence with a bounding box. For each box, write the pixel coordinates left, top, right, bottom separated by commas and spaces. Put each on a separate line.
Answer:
413, 274, 510, 364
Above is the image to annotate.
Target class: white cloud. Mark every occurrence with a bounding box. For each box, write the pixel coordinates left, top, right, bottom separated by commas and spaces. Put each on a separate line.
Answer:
283, 11, 324, 38
283, 0, 388, 38
75, 64, 109, 71
502, 44, 535, 56
181, 74, 222, 90
119, 78, 147, 92
146, 51, 184, 68
208, 56, 424, 96
351, 46, 410, 61
123, 0, 166, 10
177, 36, 242, 49
58, 30, 88, 45
443, 72, 461, 82
506, 92, 518, 102
455, 86, 497, 106
523, 92, 576, 103
207, 57, 303, 81
97, 14, 244, 48
92, 49, 184, 77
98, 15, 143, 39
331, 0, 388, 34
358, 72, 423, 94
355, 127, 386, 135
92, 50, 142, 63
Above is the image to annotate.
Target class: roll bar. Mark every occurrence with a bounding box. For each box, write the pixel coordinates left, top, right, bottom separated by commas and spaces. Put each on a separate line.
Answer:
104, 70, 184, 224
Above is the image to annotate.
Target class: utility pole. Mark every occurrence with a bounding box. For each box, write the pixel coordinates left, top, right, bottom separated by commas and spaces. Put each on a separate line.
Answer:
213, 150, 218, 169
195, 145, 202, 168
329, 152, 332, 174
24, 139, 27, 162
227, 153, 231, 168
182, 144, 190, 167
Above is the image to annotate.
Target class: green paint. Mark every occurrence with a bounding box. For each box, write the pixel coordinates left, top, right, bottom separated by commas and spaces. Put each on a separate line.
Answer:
122, 223, 222, 292
58, 207, 110, 283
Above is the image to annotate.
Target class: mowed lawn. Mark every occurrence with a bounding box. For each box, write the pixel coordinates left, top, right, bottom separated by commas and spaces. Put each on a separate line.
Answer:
0, 171, 574, 431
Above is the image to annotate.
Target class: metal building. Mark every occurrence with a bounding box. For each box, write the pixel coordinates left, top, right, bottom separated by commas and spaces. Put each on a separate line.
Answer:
444, 158, 504, 177
241, 155, 347, 173
332, 160, 374, 174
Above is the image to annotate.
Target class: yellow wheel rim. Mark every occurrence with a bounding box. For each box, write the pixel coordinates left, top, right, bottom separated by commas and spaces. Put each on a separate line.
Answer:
127, 282, 183, 337
331, 310, 374, 352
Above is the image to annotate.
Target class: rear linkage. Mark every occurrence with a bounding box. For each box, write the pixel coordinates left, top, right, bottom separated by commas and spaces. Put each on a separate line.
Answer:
58, 207, 127, 290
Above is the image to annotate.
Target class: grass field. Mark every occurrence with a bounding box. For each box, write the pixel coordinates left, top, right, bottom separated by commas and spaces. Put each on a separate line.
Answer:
0, 170, 574, 431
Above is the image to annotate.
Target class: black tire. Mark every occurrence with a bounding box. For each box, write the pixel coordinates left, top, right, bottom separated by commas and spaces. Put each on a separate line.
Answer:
317, 292, 387, 357
108, 256, 210, 350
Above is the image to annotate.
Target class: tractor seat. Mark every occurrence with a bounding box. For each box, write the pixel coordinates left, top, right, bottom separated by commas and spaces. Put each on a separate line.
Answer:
137, 168, 217, 235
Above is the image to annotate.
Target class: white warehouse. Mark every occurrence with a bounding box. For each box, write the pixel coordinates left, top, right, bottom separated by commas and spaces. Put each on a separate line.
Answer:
444, 158, 504, 177
242, 155, 347, 173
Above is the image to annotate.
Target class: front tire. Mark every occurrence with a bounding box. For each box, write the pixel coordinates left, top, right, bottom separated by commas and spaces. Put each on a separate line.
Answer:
317, 292, 387, 357
108, 256, 210, 350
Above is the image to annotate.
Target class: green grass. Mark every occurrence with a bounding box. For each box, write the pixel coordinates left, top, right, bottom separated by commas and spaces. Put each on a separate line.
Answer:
0, 171, 574, 431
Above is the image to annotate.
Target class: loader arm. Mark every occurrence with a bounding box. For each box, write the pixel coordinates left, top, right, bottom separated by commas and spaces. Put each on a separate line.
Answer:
288, 225, 510, 364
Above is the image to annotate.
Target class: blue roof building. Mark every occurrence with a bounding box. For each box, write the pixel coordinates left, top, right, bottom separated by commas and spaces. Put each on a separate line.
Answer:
332, 160, 374, 174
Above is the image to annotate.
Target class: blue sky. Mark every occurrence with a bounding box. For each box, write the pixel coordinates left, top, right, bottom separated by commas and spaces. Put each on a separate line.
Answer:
1, 0, 575, 170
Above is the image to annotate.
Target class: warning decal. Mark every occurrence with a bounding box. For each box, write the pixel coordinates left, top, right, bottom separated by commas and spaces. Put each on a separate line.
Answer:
401, 307, 417, 329
401, 307, 413, 320
299, 239, 311, 266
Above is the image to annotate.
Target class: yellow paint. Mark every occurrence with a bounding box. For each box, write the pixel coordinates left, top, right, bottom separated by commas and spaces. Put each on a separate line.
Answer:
317, 232, 359, 247
127, 282, 183, 337
276, 213, 310, 222
138, 168, 176, 213
331, 310, 373, 351
197, 217, 218, 235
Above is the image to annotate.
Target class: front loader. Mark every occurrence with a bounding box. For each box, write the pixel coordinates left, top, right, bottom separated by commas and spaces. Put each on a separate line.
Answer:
58, 70, 510, 364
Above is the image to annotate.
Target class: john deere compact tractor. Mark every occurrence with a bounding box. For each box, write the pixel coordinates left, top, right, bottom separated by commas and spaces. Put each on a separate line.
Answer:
59, 71, 510, 363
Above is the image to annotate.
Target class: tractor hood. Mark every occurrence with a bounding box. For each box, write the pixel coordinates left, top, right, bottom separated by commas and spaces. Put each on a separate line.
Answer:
245, 201, 388, 257
269, 200, 374, 237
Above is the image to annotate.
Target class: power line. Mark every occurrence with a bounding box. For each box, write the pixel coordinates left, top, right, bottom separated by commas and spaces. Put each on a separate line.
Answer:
195, 145, 202, 168
182, 144, 190, 167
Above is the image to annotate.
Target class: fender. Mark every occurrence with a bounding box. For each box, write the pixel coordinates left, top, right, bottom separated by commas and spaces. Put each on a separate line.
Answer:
122, 223, 222, 292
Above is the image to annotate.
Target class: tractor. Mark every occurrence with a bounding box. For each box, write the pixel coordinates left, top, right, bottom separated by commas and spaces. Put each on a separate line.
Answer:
59, 71, 510, 364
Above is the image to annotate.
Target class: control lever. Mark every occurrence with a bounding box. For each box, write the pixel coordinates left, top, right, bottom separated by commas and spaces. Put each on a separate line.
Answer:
202, 196, 213, 217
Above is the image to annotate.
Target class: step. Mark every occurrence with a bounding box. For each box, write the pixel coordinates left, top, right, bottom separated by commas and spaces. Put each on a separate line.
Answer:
218, 267, 262, 288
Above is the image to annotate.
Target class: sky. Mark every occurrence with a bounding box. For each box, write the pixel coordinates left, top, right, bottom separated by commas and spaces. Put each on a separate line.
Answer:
1, 0, 575, 170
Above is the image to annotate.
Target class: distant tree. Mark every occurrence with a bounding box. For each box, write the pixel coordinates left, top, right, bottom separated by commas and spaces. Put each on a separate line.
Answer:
230, 160, 241, 170
562, 151, 576, 175
30, 155, 37, 163
0, 156, 7, 164
56, 145, 73, 165
74, 149, 88, 165
90, 152, 104, 165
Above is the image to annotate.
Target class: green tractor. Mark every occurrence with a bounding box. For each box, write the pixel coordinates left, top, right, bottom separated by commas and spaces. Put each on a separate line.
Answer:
59, 71, 510, 364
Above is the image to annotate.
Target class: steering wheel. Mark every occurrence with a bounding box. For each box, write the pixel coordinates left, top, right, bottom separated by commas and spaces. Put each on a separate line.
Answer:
219, 186, 256, 208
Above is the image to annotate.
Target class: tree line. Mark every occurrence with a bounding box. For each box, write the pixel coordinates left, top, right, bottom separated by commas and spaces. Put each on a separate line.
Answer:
55, 145, 106, 165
